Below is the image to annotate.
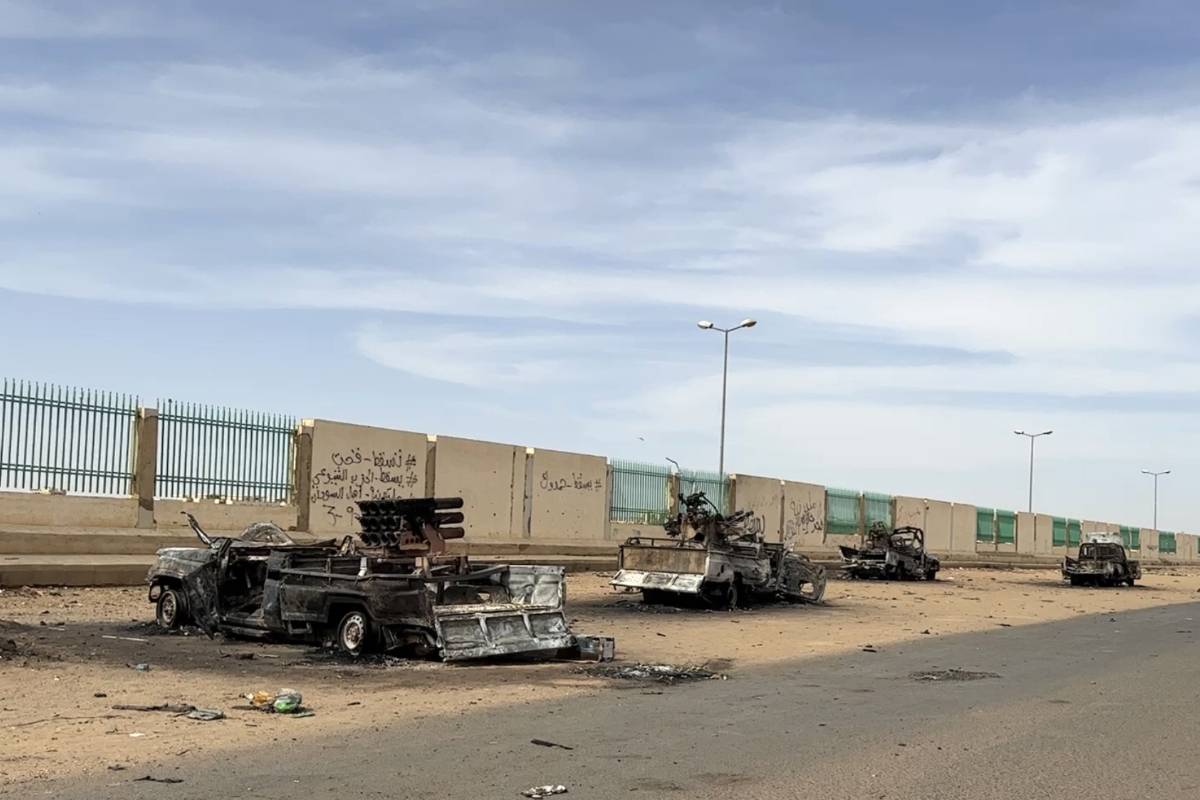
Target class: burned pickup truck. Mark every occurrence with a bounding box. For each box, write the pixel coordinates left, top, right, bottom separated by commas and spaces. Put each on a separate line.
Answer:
839, 522, 940, 581
147, 498, 583, 661
611, 491, 826, 608
1062, 534, 1141, 587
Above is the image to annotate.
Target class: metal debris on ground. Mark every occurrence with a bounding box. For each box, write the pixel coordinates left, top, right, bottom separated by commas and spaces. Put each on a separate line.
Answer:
910, 668, 1001, 682
127, 662, 152, 671
185, 708, 225, 721
584, 663, 727, 684
113, 703, 196, 715
530, 739, 574, 751
133, 776, 184, 784
522, 785, 568, 798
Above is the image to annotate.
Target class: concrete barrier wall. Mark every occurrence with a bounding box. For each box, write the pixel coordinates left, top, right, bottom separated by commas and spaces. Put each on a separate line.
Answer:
1140, 528, 1158, 561
433, 436, 524, 540
781, 481, 826, 551
528, 447, 607, 543
949, 503, 976, 555
733, 474, 783, 543
1016, 512, 1036, 555
894, 496, 926, 530
0, 491, 138, 529
154, 499, 299, 532
307, 419, 429, 535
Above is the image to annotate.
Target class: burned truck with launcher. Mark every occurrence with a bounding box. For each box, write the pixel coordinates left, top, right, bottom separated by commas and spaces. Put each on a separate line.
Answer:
611, 491, 827, 608
838, 522, 941, 581
147, 498, 578, 660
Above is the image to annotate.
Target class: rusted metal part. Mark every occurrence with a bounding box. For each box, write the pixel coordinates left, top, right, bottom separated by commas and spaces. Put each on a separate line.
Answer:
612, 491, 826, 607
1062, 535, 1141, 586
146, 499, 599, 661
839, 524, 941, 581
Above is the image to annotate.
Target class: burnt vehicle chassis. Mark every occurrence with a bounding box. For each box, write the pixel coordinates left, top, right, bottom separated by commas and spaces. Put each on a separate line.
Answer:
147, 499, 576, 661
611, 491, 827, 608
838, 523, 940, 581
1062, 536, 1141, 587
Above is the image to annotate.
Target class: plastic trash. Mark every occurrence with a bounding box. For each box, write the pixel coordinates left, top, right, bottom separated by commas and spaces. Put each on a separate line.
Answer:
272, 690, 302, 714
185, 708, 225, 722
522, 786, 567, 798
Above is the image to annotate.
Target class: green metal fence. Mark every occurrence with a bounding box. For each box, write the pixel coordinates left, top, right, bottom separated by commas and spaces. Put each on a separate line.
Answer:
679, 467, 728, 513
996, 509, 1016, 545
976, 507, 996, 543
0, 379, 138, 495
1067, 519, 1082, 547
1119, 525, 1140, 550
156, 399, 296, 502
610, 460, 671, 524
864, 491, 893, 528
1158, 531, 1176, 554
826, 487, 861, 535
1052, 516, 1067, 547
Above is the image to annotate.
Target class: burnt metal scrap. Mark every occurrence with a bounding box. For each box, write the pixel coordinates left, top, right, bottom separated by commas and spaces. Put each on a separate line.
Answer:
839, 523, 941, 581
1062, 534, 1141, 587
611, 491, 826, 608
147, 500, 610, 662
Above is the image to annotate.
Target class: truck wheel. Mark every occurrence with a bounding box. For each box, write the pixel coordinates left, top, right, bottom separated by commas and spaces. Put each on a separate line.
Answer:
1125, 576, 1136, 587
1069, 576, 1082, 586
155, 587, 187, 630
704, 582, 738, 610
335, 610, 373, 657
923, 567, 938, 581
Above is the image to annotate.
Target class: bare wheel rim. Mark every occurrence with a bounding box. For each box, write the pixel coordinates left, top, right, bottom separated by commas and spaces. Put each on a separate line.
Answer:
799, 569, 827, 603
340, 612, 367, 652
158, 591, 178, 626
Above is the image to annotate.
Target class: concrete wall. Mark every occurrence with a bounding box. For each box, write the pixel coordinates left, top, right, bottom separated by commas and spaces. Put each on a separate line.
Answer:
1016, 512, 1036, 555
781, 481, 826, 551
154, 499, 299, 532
1139, 528, 1158, 561
894, 496, 952, 556
893, 496, 927, 530
733, 474, 783, 543
0, 491, 138, 529
949, 503, 977, 555
433, 436, 524, 540
307, 419, 429, 536
528, 447, 608, 543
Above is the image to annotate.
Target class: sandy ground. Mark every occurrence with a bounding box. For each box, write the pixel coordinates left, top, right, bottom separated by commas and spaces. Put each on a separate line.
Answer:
1, 567, 1197, 790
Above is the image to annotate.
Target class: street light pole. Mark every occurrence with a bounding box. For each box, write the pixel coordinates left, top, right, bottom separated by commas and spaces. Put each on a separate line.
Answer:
1013, 430, 1053, 512
1141, 469, 1170, 531
697, 318, 757, 476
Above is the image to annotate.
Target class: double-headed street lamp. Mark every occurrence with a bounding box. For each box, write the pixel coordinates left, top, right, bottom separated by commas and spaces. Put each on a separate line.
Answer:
1140, 469, 1170, 531
697, 318, 756, 476
1013, 429, 1053, 512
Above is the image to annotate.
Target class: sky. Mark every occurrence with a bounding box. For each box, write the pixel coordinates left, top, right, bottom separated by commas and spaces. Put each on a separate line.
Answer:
0, 0, 1198, 530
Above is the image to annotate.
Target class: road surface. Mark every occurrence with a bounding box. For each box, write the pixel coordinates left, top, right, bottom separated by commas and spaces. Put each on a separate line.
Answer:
19, 600, 1200, 799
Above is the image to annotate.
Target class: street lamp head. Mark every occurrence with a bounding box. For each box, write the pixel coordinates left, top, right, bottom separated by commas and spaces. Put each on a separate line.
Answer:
1014, 430, 1026, 436
1041, 430, 1054, 436
738, 318, 758, 329
697, 320, 714, 330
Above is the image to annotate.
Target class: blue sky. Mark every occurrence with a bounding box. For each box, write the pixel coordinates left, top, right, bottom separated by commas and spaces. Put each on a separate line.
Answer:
1, 1, 1198, 529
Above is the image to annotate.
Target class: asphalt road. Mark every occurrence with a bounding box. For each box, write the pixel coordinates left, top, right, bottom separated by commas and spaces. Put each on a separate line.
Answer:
23, 601, 1200, 800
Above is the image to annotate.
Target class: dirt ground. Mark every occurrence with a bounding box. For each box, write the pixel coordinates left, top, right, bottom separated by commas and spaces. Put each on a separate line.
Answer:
2, 567, 1197, 791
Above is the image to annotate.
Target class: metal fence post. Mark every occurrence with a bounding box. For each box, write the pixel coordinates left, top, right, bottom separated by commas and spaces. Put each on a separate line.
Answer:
131, 407, 158, 528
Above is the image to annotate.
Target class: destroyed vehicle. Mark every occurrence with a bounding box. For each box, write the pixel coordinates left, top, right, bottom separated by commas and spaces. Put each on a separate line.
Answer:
1062, 534, 1140, 587
611, 491, 826, 608
147, 500, 579, 661
838, 522, 940, 581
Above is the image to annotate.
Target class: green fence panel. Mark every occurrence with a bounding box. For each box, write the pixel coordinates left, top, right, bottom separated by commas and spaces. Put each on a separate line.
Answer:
864, 492, 893, 528
976, 507, 996, 543
1052, 517, 1067, 547
1158, 531, 1176, 554
825, 487, 861, 535
156, 399, 296, 502
678, 468, 728, 514
1067, 519, 1082, 547
610, 460, 671, 524
1131, 528, 1141, 550
996, 509, 1016, 544
0, 378, 138, 496
1119, 525, 1139, 550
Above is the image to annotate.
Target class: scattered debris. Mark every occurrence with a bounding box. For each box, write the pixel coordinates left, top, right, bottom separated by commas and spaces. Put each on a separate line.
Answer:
531, 738, 574, 751
102, 635, 149, 643
134, 775, 183, 784
113, 704, 195, 715
185, 708, 225, 722
910, 669, 1001, 682
94, 692, 108, 698
127, 663, 152, 672
522, 785, 568, 798
584, 663, 727, 684
241, 688, 309, 715
861, 645, 878, 653
107, 765, 126, 771
573, 635, 616, 662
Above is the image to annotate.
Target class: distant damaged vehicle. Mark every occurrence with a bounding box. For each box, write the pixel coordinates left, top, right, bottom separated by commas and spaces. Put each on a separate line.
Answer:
611, 491, 826, 608
147, 499, 586, 661
1062, 534, 1140, 587
839, 522, 940, 581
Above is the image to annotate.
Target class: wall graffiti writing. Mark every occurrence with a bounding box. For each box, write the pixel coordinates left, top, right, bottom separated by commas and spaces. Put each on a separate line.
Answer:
784, 500, 824, 549
311, 447, 422, 527
539, 471, 603, 493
